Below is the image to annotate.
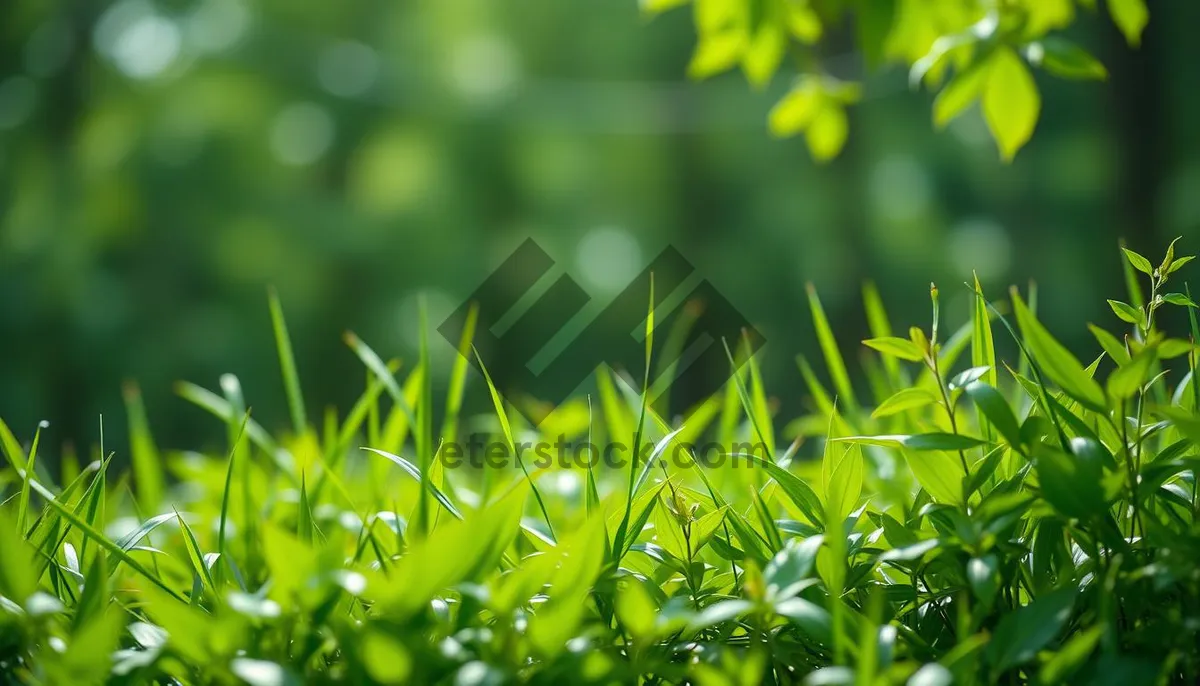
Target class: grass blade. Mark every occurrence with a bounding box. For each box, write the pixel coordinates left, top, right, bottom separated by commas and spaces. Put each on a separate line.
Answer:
807, 283, 859, 412
268, 286, 307, 436
123, 382, 164, 513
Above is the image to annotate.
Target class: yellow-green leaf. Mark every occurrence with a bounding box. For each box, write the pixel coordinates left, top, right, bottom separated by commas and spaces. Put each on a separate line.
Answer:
934, 62, 987, 128
1021, 0, 1074, 35
769, 82, 820, 137
1108, 0, 1149, 47
982, 47, 1040, 161
785, 0, 822, 43
742, 25, 786, 88
688, 32, 745, 79
872, 387, 940, 419
641, 0, 690, 13
806, 103, 849, 162
1012, 289, 1107, 412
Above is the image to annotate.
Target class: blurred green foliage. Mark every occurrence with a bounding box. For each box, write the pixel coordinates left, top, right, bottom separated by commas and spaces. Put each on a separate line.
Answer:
1, 0, 1199, 455
657, 0, 1146, 161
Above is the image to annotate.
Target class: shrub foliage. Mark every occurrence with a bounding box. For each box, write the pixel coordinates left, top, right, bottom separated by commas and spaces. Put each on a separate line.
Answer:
646, 0, 1149, 161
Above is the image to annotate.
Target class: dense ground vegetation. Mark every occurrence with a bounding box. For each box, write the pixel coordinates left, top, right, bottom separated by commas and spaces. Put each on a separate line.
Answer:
4, 242, 1200, 684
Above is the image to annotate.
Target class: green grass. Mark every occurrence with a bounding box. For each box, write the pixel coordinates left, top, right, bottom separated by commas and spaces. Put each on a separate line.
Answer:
3, 242, 1200, 684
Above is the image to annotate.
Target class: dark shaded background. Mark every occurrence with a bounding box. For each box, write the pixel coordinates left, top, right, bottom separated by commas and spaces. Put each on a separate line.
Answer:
1, 0, 1198, 457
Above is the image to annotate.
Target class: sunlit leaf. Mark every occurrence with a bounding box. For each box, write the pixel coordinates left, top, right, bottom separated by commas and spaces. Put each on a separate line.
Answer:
982, 47, 1040, 161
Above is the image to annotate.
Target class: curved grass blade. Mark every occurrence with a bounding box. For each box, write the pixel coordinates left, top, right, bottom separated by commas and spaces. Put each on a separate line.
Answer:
174, 381, 296, 477
41, 494, 187, 604
362, 447, 463, 521
471, 346, 556, 542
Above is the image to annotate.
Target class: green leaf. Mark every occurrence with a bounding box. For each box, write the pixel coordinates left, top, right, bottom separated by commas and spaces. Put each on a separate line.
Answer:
871, 387, 939, 419
863, 336, 924, 362
615, 576, 658, 639
734, 452, 824, 528
764, 535, 823, 602
775, 597, 834, 645
933, 62, 987, 128
1159, 338, 1196, 359
690, 505, 729, 553
1035, 443, 1108, 519
123, 383, 164, 513
688, 32, 744, 79
1039, 625, 1104, 684
769, 81, 820, 137
1023, 0, 1075, 34
1163, 292, 1197, 307
986, 586, 1076, 673
808, 284, 858, 410
1028, 38, 1107, 80
948, 365, 991, 391
1106, 345, 1155, 400
806, 103, 849, 162
441, 302, 478, 443
1121, 248, 1154, 275
0, 508, 37, 603
971, 274, 998, 388
904, 449, 966, 506
1108, 0, 1149, 46
1012, 289, 1107, 412
742, 24, 785, 88
363, 447, 463, 521
371, 484, 528, 619
653, 495, 691, 561
908, 664, 954, 686
640, 0, 690, 13
1167, 255, 1195, 274
967, 554, 1000, 609
686, 598, 755, 634
1107, 299, 1142, 325
231, 659, 296, 686
982, 46, 1040, 161
824, 445, 862, 525
268, 287, 307, 436
473, 347, 555, 541
964, 382, 1023, 451
1089, 324, 1130, 365
835, 433, 985, 451
297, 473, 316, 544
42, 493, 188, 603
786, 0, 822, 43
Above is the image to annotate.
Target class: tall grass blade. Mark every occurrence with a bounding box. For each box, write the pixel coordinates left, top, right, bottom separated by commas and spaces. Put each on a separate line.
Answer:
269, 286, 308, 436
807, 283, 859, 412
123, 382, 164, 513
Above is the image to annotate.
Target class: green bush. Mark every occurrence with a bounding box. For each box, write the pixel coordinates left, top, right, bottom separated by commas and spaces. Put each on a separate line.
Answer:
2, 242, 1200, 684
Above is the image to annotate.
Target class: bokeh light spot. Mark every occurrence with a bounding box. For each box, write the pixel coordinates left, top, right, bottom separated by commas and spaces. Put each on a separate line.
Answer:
185, 0, 251, 54
269, 102, 335, 166
317, 41, 379, 98
449, 34, 519, 103
869, 155, 932, 222
0, 78, 37, 130
98, 1, 182, 81
948, 218, 1012, 281
575, 227, 642, 294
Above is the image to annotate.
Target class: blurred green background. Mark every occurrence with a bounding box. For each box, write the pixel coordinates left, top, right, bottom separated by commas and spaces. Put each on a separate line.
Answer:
2, 0, 1199, 454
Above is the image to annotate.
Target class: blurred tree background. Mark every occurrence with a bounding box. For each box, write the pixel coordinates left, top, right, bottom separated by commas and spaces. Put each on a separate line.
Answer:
1, 0, 1199, 457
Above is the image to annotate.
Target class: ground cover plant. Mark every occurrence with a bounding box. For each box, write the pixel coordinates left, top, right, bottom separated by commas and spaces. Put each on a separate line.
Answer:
3, 241, 1200, 684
